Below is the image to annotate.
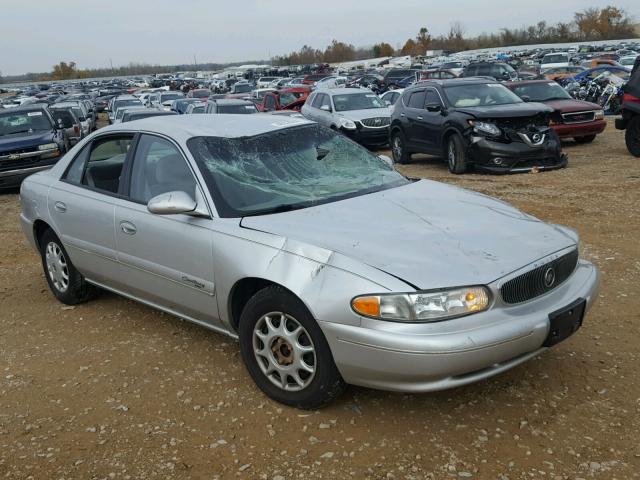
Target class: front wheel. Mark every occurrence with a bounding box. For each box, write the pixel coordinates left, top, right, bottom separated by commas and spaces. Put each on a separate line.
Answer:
625, 116, 640, 157
390, 130, 410, 164
238, 286, 345, 409
446, 134, 468, 174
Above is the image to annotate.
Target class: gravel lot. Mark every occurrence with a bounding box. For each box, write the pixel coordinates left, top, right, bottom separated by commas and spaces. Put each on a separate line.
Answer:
1, 117, 639, 479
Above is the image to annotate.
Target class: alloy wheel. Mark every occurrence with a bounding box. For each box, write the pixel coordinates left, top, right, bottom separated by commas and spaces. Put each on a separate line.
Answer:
252, 312, 316, 391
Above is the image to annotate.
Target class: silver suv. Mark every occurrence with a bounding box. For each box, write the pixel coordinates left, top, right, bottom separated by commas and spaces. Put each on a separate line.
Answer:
301, 88, 390, 147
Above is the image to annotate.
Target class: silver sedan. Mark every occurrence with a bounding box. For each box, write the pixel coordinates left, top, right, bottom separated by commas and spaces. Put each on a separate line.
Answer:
19, 115, 599, 409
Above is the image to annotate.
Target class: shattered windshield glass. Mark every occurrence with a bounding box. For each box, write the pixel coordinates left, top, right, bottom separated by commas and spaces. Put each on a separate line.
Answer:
188, 124, 408, 218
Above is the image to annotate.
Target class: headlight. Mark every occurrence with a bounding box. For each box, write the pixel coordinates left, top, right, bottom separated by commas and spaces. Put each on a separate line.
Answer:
594, 110, 604, 120
38, 143, 58, 151
468, 120, 501, 137
338, 118, 357, 130
352, 286, 491, 322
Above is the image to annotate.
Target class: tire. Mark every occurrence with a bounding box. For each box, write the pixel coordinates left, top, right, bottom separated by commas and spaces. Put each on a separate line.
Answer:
40, 229, 94, 305
625, 116, 640, 158
390, 130, 410, 164
574, 135, 596, 144
446, 133, 468, 174
238, 285, 346, 409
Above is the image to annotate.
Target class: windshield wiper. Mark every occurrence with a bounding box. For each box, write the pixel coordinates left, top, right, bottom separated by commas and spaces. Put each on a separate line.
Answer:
241, 202, 313, 217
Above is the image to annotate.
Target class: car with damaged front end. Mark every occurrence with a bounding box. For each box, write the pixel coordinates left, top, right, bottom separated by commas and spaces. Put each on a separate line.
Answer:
19, 115, 599, 409
390, 78, 567, 173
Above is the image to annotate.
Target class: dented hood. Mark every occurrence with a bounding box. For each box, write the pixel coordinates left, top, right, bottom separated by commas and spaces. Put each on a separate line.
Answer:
241, 180, 577, 290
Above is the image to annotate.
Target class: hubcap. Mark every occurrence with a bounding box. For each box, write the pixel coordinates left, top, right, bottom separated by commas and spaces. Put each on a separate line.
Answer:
252, 312, 316, 391
45, 242, 69, 293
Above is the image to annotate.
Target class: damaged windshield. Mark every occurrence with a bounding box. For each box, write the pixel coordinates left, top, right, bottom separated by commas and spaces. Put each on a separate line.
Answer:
188, 124, 408, 217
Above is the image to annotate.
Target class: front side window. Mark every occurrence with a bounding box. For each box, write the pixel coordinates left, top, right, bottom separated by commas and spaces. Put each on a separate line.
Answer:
82, 136, 133, 194
129, 135, 196, 204
425, 89, 442, 106
187, 124, 408, 218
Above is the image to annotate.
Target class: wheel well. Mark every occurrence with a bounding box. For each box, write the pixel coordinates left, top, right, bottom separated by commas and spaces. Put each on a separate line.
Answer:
33, 220, 52, 252
228, 278, 277, 332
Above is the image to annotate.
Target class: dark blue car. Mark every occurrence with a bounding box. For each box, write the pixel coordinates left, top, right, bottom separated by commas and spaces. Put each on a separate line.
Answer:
0, 105, 68, 189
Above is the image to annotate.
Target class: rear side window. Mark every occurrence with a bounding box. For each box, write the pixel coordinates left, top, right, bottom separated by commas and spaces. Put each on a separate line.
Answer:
67, 136, 133, 194
407, 90, 426, 109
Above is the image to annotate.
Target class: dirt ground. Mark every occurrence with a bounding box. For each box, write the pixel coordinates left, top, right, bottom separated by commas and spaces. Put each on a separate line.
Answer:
1, 117, 639, 480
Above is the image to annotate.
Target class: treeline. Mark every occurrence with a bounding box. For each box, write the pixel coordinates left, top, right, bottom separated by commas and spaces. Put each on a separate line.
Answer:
273, 5, 637, 65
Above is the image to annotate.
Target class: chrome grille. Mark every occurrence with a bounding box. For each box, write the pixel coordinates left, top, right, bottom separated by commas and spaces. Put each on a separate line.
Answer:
501, 250, 579, 304
561, 111, 596, 124
360, 117, 390, 128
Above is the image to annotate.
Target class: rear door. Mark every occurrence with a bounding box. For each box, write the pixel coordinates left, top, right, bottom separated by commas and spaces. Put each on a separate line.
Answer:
114, 133, 219, 325
48, 133, 135, 290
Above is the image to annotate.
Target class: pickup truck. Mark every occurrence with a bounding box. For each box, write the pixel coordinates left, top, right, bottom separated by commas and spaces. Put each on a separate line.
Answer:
251, 87, 311, 112
0, 105, 68, 189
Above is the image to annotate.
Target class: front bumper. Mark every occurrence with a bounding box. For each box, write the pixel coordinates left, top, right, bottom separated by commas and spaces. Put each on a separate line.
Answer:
320, 260, 599, 393
342, 126, 389, 147
467, 134, 566, 173
552, 119, 607, 138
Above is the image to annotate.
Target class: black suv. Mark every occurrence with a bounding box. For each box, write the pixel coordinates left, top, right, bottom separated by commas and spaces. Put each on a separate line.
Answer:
389, 78, 567, 173
0, 105, 68, 189
461, 62, 518, 82
615, 65, 640, 157
381, 68, 419, 89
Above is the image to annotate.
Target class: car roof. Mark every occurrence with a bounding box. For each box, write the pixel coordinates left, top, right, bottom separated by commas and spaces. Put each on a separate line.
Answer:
2, 104, 49, 113
213, 99, 254, 105
321, 87, 372, 96
411, 77, 498, 88
98, 113, 313, 140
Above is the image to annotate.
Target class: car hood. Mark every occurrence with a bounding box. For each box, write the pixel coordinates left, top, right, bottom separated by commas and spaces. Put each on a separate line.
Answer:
338, 108, 391, 122
541, 99, 602, 113
241, 180, 577, 290
456, 102, 553, 118
0, 130, 54, 152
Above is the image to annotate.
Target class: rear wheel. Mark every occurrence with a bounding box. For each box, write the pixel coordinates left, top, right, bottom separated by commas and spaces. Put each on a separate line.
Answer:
446, 134, 468, 174
40, 229, 94, 305
625, 116, 640, 157
238, 286, 345, 409
574, 134, 596, 144
390, 130, 410, 164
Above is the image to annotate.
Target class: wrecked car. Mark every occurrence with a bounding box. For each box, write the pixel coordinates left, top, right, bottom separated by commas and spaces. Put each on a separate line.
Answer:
506, 80, 606, 144
390, 78, 567, 173
20, 115, 599, 409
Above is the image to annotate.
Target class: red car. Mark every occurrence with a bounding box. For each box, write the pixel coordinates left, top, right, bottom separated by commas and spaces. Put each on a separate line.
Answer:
302, 73, 331, 85
252, 87, 311, 112
506, 80, 606, 143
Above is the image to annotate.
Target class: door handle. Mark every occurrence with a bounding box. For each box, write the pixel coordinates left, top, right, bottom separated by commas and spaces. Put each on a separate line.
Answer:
120, 221, 137, 235
416, 116, 424, 120
54, 201, 67, 213
400, 113, 405, 117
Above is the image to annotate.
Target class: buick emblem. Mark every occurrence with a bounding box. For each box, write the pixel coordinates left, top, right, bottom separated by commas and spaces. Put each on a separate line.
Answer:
544, 267, 556, 288
374, 118, 381, 125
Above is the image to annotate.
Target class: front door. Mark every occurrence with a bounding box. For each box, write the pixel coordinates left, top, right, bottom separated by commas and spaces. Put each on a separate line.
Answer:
413, 88, 446, 153
114, 133, 219, 325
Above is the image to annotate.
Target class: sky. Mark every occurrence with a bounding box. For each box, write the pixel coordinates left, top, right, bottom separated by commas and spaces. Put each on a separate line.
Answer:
2, 0, 638, 76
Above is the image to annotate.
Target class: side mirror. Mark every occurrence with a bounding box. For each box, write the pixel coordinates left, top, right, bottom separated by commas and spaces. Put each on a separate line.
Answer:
384, 100, 392, 106
378, 154, 393, 167
521, 95, 531, 102
426, 104, 442, 112
147, 191, 197, 215
320, 104, 331, 112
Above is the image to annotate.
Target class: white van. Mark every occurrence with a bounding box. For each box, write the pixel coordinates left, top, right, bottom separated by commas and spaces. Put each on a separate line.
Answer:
540, 52, 571, 71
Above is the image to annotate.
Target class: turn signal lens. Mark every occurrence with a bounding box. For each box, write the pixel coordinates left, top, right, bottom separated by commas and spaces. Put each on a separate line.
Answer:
352, 296, 380, 317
